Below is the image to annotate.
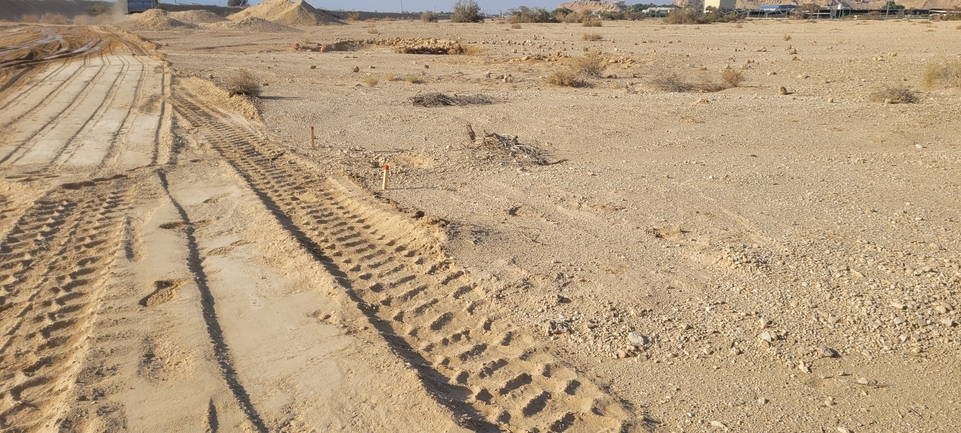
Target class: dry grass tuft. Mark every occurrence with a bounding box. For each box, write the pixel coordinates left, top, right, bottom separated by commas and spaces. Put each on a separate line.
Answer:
868, 85, 919, 104
569, 51, 606, 77
783, 34, 792, 41
366, 24, 379, 34
404, 74, 421, 84
921, 58, 961, 89
543, 70, 586, 87
411, 92, 492, 107
224, 69, 260, 97
721, 67, 745, 88
511, 23, 522, 29
365, 77, 379, 87
581, 33, 602, 41
582, 17, 602, 27
383, 72, 397, 82
647, 71, 697, 92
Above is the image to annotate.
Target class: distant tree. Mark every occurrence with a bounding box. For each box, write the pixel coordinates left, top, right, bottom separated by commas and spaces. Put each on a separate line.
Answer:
882, 0, 905, 11
227, 0, 248, 7
509, 6, 554, 23
451, 0, 483, 22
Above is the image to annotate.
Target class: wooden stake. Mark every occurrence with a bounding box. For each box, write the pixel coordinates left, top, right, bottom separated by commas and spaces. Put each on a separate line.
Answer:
381, 165, 389, 190
311, 126, 316, 147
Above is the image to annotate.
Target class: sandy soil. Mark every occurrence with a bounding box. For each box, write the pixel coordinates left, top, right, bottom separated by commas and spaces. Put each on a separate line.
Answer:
1, 16, 960, 433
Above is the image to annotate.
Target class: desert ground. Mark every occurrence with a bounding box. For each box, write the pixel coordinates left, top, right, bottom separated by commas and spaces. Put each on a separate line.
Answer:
1, 8, 960, 433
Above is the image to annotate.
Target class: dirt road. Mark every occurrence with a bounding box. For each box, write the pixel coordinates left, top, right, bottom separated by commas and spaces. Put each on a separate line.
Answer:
3, 16, 961, 433
0, 26, 634, 432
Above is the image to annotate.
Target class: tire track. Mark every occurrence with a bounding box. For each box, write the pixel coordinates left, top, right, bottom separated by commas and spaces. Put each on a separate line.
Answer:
0, 54, 111, 165
0, 57, 85, 130
155, 169, 269, 433
11, 54, 130, 167
53, 54, 145, 169
172, 86, 636, 432
0, 175, 133, 432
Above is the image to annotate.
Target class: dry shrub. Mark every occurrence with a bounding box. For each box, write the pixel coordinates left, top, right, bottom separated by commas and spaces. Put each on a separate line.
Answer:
783, 34, 792, 41
721, 67, 744, 88
569, 51, 606, 77
458, 45, 482, 55
511, 23, 522, 29
383, 72, 397, 81
664, 10, 699, 24
404, 74, 421, 84
19, 14, 40, 23
346, 12, 362, 22
543, 70, 586, 87
224, 69, 260, 97
563, 11, 584, 23
647, 71, 698, 92
582, 33, 602, 41
366, 24, 379, 34
421, 11, 438, 22
921, 58, 961, 89
582, 17, 602, 27
411, 92, 492, 107
365, 77, 379, 87
868, 85, 918, 104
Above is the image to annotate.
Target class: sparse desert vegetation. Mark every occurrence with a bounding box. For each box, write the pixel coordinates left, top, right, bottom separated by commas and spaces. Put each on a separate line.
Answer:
223, 69, 260, 97
3, 10, 961, 433
869, 84, 919, 103
921, 57, 961, 89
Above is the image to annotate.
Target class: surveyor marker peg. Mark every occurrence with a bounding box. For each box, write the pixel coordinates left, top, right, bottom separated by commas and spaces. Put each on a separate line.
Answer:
311, 126, 316, 147
382, 165, 389, 190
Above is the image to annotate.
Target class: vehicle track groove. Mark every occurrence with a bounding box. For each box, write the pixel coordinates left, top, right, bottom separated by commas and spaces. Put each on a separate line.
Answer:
0, 176, 133, 432
171, 86, 635, 432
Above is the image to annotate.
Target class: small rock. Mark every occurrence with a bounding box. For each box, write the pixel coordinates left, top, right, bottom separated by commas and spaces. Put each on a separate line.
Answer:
778, 86, 788, 95
758, 397, 767, 405
627, 332, 649, 347
424, 64, 429, 69
695, 98, 709, 104
710, 420, 728, 429
890, 301, 906, 309
309, 65, 317, 69
856, 377, 878, 386
824, 396, 835, 406
351, 66, 359, 72
544, 320, 572, 336
817, 344, 839, 358
941, 318, 955, 327
798, 361, 811, 373
837, 427, 852, 433
758, 331, 774, 343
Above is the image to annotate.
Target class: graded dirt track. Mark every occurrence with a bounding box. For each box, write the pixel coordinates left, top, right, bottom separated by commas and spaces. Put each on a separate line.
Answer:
1, 16, 961, 433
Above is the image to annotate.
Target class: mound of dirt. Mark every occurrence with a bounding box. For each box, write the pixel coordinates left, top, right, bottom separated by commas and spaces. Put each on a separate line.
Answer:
169, 10, 226, 24
119, 9, 194, 31
207, 17, 301, 33
226, 0, 343, 26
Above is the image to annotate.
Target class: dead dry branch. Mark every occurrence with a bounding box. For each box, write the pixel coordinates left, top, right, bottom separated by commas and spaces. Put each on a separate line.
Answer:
466, 123, 550, 165
411, 93, 492, 107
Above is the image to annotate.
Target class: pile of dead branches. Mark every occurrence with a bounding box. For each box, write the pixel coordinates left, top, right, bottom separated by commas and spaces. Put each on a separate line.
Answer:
411, 92, 492, 107
466, 123, 550, 165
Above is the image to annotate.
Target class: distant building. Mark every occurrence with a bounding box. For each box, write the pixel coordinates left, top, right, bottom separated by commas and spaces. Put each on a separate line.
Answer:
704, 0, 736, 12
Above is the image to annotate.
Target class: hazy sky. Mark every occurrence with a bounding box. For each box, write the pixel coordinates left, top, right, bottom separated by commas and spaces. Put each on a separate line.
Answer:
162, 0, 674, 14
